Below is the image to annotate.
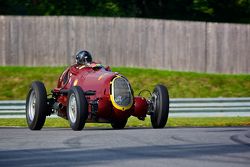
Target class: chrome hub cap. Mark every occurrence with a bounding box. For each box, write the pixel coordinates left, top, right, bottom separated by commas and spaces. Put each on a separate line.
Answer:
149, 93, 158, 114
69, 94, 77, 123
28, 91, 36, 121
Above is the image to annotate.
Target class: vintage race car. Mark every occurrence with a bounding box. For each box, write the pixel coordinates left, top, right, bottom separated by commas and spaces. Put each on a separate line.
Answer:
26, 51, 169, 130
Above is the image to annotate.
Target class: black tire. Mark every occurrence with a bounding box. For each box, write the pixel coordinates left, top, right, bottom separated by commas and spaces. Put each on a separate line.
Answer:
111, 119, 128, 129
150, 84, 169, 128
26, 81, 48, 130
67, 86, 88, 131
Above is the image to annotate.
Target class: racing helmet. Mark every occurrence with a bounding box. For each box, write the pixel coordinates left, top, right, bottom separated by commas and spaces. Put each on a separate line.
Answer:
75, 50, 92, 65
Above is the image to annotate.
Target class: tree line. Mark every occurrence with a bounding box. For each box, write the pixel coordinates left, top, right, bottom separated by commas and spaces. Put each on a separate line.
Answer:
0, 0, 250, 23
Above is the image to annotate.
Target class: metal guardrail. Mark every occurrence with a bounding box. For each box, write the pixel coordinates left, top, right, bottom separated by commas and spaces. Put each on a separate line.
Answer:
169, 98, 250, 117
0, 98, 250, 118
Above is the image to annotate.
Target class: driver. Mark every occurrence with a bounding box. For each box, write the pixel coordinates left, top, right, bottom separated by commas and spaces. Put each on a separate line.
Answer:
75, 50, 93, 66
74, 50, 110, 71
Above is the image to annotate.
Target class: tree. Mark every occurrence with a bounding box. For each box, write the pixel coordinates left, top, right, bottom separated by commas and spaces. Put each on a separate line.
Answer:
0, 0, 249, 23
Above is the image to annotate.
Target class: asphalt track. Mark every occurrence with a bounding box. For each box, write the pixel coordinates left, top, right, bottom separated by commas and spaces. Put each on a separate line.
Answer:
0, 127, 249, 167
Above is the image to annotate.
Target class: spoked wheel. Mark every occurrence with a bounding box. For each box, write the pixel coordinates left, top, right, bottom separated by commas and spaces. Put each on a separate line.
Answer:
67, 86, 88, 131
26, 81, 48, 130
150, 84, 169, 128
111, 119, 128, 129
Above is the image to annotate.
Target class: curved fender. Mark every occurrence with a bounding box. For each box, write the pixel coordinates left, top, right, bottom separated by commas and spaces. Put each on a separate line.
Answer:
132, 96, 148, 118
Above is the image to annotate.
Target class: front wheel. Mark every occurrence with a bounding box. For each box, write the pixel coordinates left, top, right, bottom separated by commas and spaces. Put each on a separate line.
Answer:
150, 84, 169, 128
67, 86, 88, 131
26, 81, 48, 130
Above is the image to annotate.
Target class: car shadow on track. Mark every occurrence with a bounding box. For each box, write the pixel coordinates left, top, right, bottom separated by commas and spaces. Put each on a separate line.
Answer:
0, 143, 249, 167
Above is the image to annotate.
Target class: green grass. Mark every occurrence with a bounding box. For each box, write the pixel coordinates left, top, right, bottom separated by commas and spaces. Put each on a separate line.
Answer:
0, 117, 249, 128
0, 66, 250, 100
1, 66, 249, 128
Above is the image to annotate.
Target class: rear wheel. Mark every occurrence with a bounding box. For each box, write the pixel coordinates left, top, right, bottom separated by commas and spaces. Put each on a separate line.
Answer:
26, 81, 48, 130
150, 84, 169, 128
67, 86, 88, 131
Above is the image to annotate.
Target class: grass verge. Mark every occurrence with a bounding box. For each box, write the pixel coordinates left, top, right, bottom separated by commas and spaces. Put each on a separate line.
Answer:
0, 117, 249, 128
0, 66, 250, 100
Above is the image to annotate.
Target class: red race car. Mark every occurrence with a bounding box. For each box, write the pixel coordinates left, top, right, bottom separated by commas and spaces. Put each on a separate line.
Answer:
26, 50, 169, 130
